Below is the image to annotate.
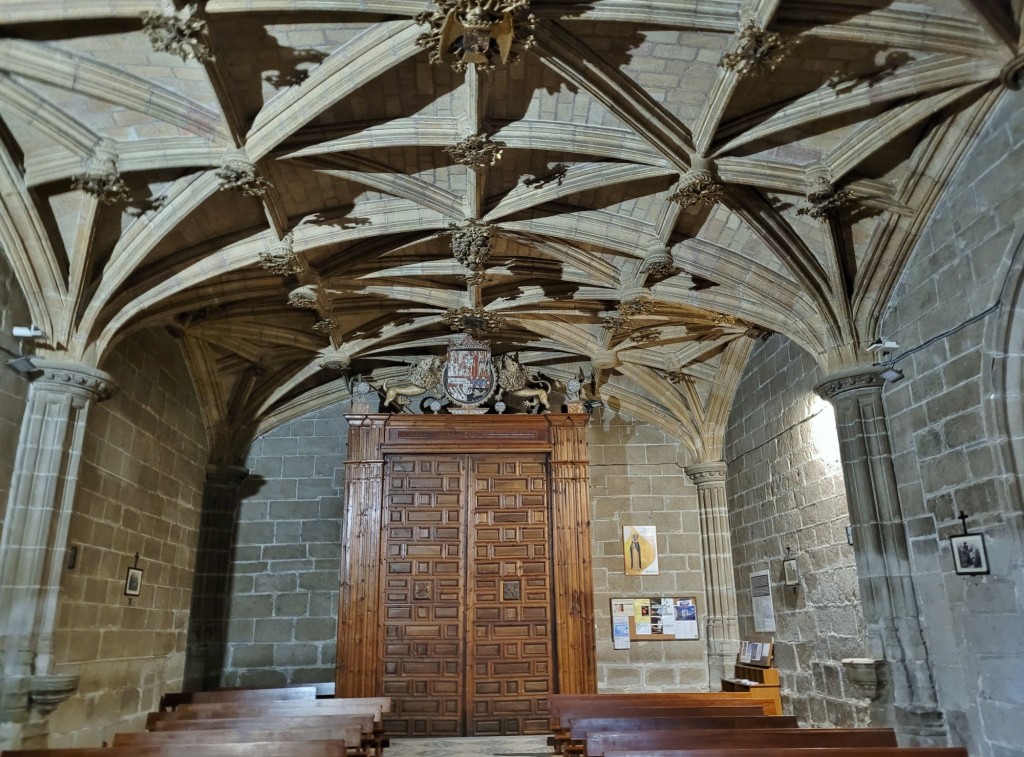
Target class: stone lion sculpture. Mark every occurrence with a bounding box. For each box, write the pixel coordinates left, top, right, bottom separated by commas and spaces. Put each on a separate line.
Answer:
380, 356, 444, 411
496, 353, 551, 413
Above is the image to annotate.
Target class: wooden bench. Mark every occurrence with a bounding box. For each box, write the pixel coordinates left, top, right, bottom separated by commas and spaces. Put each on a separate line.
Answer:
1, 743, 348, 757
159, 686, 319, 711
586, 727, 899, 756
564, 714, 798, 755
112, 725, 361, 748
602, 748, 969, 757
146, 714, 380, 757
147, 700, 387, 729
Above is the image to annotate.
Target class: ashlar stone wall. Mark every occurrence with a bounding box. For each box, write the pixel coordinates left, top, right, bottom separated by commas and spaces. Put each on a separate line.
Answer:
223, 404, 346, 688
0, 252, 32, 527
724, 335, 869, 726
588, 408, 709, 691
49, 329, 209, 746
877, 88, 1024, 757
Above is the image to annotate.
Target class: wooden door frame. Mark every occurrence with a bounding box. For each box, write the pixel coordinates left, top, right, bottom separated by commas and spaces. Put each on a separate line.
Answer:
336, 413, 597, 698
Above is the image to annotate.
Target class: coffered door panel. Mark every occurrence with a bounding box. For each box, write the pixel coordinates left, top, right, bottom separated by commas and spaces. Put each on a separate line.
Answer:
381, 456, 465, 737
467, 456, 553, 736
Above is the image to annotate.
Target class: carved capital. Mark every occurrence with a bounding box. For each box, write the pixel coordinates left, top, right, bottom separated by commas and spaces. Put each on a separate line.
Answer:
641, 244, 678, 280
288, 284, 323, 310
257, 233, 300, 275
684, 461, 727, 486
670, 166, 725, 208
204, 465, 249, 488
71, 139, 130, 205
814, 366, 887, 402
28, 673, 79, 716
797, 172, 854, 218
30, 359, 116, 402
217, 149, 270, 197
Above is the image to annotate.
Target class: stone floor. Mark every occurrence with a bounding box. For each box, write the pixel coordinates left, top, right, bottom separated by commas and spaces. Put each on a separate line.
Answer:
386, 735, 551, 757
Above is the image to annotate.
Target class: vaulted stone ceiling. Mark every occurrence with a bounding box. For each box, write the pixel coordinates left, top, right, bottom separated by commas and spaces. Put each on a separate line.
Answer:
1, 1, 1021, 461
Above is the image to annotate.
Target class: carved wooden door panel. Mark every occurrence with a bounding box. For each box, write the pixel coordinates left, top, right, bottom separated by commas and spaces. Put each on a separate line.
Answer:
467, 456, 553, 736
381, 457, 466, 737
379, 453, 553, 737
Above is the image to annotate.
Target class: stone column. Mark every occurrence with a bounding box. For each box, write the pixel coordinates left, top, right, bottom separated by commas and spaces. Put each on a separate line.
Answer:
815, 367, 944, 742
183, 465, 249, 692
684, 461, 740, 690
0, 360, 114, 748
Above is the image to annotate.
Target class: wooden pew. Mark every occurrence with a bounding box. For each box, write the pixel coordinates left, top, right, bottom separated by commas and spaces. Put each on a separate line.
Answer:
586, 727, 898, 756
549, 692, 779, 721
1, 742, 349, 757
146, 714, 380, 757
159, 685, 318, 711
147, 700, 387, 729
602, 748, 968, 757
112, 725, 361, 748
564, 714, 798, 755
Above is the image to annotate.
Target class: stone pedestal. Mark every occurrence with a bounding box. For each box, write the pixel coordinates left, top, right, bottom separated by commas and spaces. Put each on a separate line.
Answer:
815, 367, 945, 743
684, 461, 740, 690
0, 360, 114, 748
183, 465, 249, 692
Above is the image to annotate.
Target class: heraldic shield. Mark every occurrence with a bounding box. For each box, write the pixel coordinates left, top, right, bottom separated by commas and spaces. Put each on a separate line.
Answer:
442, 334, 496, 413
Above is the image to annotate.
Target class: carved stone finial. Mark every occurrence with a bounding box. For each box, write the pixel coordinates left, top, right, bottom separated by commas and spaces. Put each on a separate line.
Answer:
1001, 54, 1024, 90
415, 0, 536, 72
141, 4, 215, 63
449, 221, 493, 272
257, 233, 300, 275
718, 20, 791, 78
441, 306, 505, 336
288, 284, 322, 310
216, 149, 271, 197
797, 171, 854, 219
641, 244, 679, 280
71, 139, 131, 205
670, 158, 726, 208
445, 133, 506, 169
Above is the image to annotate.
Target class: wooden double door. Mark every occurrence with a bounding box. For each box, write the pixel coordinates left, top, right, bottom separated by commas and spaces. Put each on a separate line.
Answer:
380, 454, 553, 737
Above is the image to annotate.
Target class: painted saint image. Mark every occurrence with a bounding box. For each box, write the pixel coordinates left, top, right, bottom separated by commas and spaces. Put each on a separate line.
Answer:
622, 526, 659, 575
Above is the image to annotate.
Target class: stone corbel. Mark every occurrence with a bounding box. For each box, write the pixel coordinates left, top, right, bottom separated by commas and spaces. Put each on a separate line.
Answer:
28, 673, 79, 716
841, 657, 886, 700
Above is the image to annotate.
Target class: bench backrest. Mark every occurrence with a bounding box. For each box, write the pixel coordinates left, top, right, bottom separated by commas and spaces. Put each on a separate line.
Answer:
562, 704, 767, 721
191, 686, 319, 704
2, 742, 348, 757
113, 725, 360, 747
602, 748, 968, 757
149, 714, 375, 733
146, 701, 383, 729
178, 696, 390, 714
586, 727, 899, 756
569, 714, 798, 738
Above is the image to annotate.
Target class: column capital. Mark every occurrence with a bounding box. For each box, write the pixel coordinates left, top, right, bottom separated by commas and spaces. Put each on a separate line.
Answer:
204, 464, 249, 487
814, 366, 886, 402
684, 460, 727, 485
29, 359, 116, 402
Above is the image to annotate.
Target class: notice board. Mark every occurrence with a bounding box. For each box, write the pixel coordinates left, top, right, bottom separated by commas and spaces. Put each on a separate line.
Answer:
610, 597, 699, 649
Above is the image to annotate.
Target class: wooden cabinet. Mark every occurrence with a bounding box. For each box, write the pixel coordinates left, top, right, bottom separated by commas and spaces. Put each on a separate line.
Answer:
722, 663, 782, 716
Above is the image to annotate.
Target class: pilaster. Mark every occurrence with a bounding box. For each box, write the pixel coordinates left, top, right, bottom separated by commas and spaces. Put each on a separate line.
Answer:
0, 360, 114, 748
815, 367, 945, 742
183, 464, 249, 692
684, 461, 740, 691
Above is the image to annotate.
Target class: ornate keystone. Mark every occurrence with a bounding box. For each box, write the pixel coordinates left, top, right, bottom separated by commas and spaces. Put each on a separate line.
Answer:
71, 140, 131, 205
415, 0, 536, 72
216, 149, 270, 197
449, 221, 493, 271
287, 284, 323, 310
257, 233, 300, 275
141, 4, 215, 63
312, 319, 336, 334
442, 306, 505, 335
641, 244, 679, 280
797, 172, 854, 218
670, 160, 726, 208
445, 133, 506, 169
719, 20, 791, 78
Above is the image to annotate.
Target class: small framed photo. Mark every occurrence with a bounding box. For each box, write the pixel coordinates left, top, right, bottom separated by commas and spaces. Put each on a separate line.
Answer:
783, 557, 800, 586
124, 567, 143, 597
950, 533, 989, 575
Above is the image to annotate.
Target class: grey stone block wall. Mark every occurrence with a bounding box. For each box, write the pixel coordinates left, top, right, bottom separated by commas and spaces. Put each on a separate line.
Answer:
0, 252, 32, 527
223, 404, 347, 688
588, 409, 709, 692
724, 335, 869, 727
877, 89, 1024, 757
48, 329, 209, 746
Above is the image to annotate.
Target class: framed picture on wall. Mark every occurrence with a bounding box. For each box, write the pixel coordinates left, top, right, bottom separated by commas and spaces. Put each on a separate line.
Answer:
622, 526, 659, 576
950, 533, 989, 575
124, 567, 143, 597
